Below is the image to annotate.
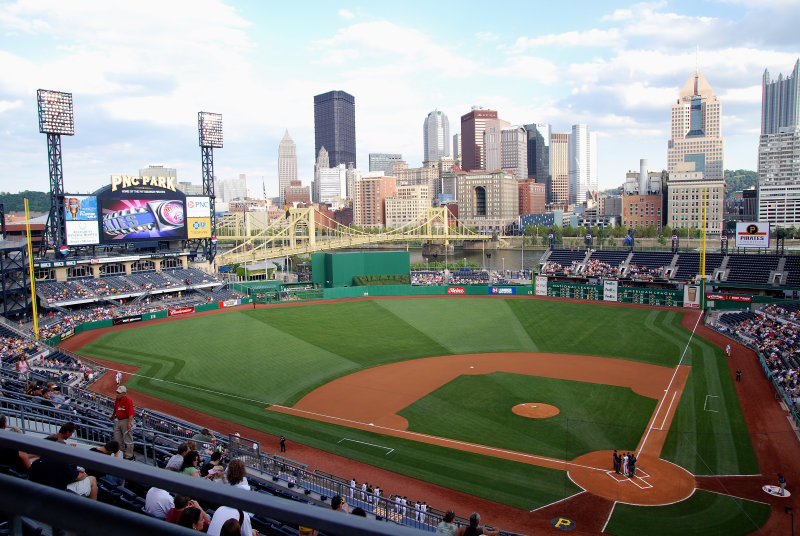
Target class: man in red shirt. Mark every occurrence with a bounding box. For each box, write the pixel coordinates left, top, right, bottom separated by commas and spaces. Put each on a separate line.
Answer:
111, 385, 135, 460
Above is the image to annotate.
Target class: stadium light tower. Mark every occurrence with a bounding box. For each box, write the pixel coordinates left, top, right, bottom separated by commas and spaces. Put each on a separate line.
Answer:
37, 89, 74, 255
198, 112, 222, 261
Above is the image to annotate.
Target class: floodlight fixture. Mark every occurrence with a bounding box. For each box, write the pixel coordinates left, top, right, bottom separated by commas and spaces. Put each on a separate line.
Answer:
198, 112, 223, 148
37, 89, 74, 135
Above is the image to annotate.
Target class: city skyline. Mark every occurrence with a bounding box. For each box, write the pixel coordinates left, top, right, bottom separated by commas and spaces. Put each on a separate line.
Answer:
0, 0, 797, 196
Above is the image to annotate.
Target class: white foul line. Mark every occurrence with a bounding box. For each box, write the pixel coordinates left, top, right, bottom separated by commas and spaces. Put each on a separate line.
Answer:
637, 310, 703, 457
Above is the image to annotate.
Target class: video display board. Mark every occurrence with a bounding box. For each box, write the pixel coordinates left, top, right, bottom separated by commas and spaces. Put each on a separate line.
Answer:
63, 195, 100, 245
98, 174, 187, 243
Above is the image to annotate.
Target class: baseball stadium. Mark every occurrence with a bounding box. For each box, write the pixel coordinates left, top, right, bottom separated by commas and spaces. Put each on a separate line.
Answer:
1, 92, 799, 536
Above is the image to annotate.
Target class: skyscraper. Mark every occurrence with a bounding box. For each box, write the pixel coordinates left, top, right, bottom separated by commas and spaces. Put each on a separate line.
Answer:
568, 124, 597, 205
278, 130, 297, 207
423, 110, 451, 162
312, 147, 329, 203
667, 70, 724, 182
758, 60, 800, 225
550, 132, 569, 206
461, 108, 498, 171
524, 123, 551, 202
500, 126, 527, 180
314, 90, 356, 168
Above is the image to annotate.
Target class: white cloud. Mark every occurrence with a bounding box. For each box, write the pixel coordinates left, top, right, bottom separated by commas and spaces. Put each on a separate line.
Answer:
338, 9, 355, 19
508, 28, 624, 52
487, 56, 559, 84
0, 99, 22, 114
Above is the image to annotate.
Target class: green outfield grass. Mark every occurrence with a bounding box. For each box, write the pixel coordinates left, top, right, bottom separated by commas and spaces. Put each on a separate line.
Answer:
605, 490, 770, 536
77, 297, 759, 523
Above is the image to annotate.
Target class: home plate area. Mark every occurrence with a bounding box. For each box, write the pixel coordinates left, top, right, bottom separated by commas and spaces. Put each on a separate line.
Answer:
606, 467, 653, 490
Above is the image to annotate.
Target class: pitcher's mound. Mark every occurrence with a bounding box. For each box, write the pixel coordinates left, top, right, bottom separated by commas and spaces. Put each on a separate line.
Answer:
512, 403, 560, 419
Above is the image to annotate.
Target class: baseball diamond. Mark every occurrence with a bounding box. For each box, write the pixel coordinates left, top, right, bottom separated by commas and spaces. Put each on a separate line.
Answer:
63, 296, 797, 535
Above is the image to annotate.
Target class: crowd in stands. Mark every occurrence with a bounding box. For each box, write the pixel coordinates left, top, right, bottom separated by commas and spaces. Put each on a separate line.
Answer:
1, 336, 39, 361
37, 268, 224, 305
626, 264, 665, 282
582, 259, 620, 278
718, 304, 800, 406
540, 260, 580, 276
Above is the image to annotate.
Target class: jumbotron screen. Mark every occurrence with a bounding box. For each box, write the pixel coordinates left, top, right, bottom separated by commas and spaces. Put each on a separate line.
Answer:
100, 198, 187, 242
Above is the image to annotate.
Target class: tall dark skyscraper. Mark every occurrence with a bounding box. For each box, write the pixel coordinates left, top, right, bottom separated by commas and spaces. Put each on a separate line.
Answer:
314, 90, 356, 168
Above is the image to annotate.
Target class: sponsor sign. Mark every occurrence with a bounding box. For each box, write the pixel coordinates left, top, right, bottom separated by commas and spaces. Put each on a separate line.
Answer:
220, 299, 241, 308
735, 222, 770, 249
111, 174, 177, 193
447, 286, 465, 295
705, 293, 752, 303
730, 295, 752, 302
60, 328, 74, 340
64, 195, 100, 245
603, 280, 618, 302
535, 275, 548, 296
684, 285, 701, 308
187, 217, 211, 238
112, 314, 142, 325
489, 286, 516, 295
168, 306, 195, 316
185, 196, 211, 217
64, 195, 98, 222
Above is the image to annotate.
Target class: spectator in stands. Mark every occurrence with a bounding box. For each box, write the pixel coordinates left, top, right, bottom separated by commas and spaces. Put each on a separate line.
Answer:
180, 450, 202, 477
331, 495, 349, 514
351, 507, 366, 517
225, 458, 250, 490
144, 487, 174, 519
167, 495, 211, 530
87, 439, 124, 487
192, 427, 215, 444
0, 415, 32, 474
16, 354, 30, 382
207, 506, 258, 536
111, 385, 135, 460
45, 382, 71, 408
29, 437, 98, 500
436, 510, 459, 535
178, 507, 209, 531
462, 512, 499, 536
220, 519, 243, 536
165, 442, 189, 471
201, 450, 224, 479
45, 421, 76, 444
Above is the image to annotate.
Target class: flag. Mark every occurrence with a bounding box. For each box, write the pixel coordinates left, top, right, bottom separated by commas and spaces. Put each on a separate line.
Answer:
263, 181, 268, 207
285, 204, 290, 219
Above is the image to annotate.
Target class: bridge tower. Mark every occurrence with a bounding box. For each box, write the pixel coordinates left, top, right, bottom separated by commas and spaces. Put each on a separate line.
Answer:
288, 207, 317, 250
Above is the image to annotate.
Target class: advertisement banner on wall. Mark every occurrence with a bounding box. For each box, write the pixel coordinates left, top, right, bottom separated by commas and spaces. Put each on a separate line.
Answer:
535, 275, 548, 296
187, 217, 211, 238
64, 195, 100, 245
112, 314, 142, 325
735, 222, 770, 249
168, 307, 195, 316
603, 280, 618, 301
489, 286, 517, 295
185, 196, 211, 218
684, 285, 701, 308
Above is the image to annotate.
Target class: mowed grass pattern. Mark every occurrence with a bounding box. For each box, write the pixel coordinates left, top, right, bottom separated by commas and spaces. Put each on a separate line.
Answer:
399, 372, 657, 459
78, 297, 757, 513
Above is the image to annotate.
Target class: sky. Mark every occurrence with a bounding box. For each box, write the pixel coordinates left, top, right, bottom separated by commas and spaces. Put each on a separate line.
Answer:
0, 0, 798, 197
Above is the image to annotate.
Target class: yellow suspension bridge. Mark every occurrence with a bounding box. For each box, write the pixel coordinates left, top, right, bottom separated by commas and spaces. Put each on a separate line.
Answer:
215, 207, 504, 266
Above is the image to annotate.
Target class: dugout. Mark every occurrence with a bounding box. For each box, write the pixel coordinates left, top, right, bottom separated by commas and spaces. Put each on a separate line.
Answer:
311, 251, 410, 288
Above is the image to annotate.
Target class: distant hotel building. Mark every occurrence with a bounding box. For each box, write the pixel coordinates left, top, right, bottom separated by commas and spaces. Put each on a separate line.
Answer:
461, 108, 507, 171
758, 59, 800, 226
666, 162, 724, 235
518, 179, 546, 215
500, 126, 527, 180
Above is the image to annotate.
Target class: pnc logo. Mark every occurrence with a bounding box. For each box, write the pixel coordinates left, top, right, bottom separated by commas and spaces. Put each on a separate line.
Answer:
447, 286, 465, 295
193, 221, 207, 229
